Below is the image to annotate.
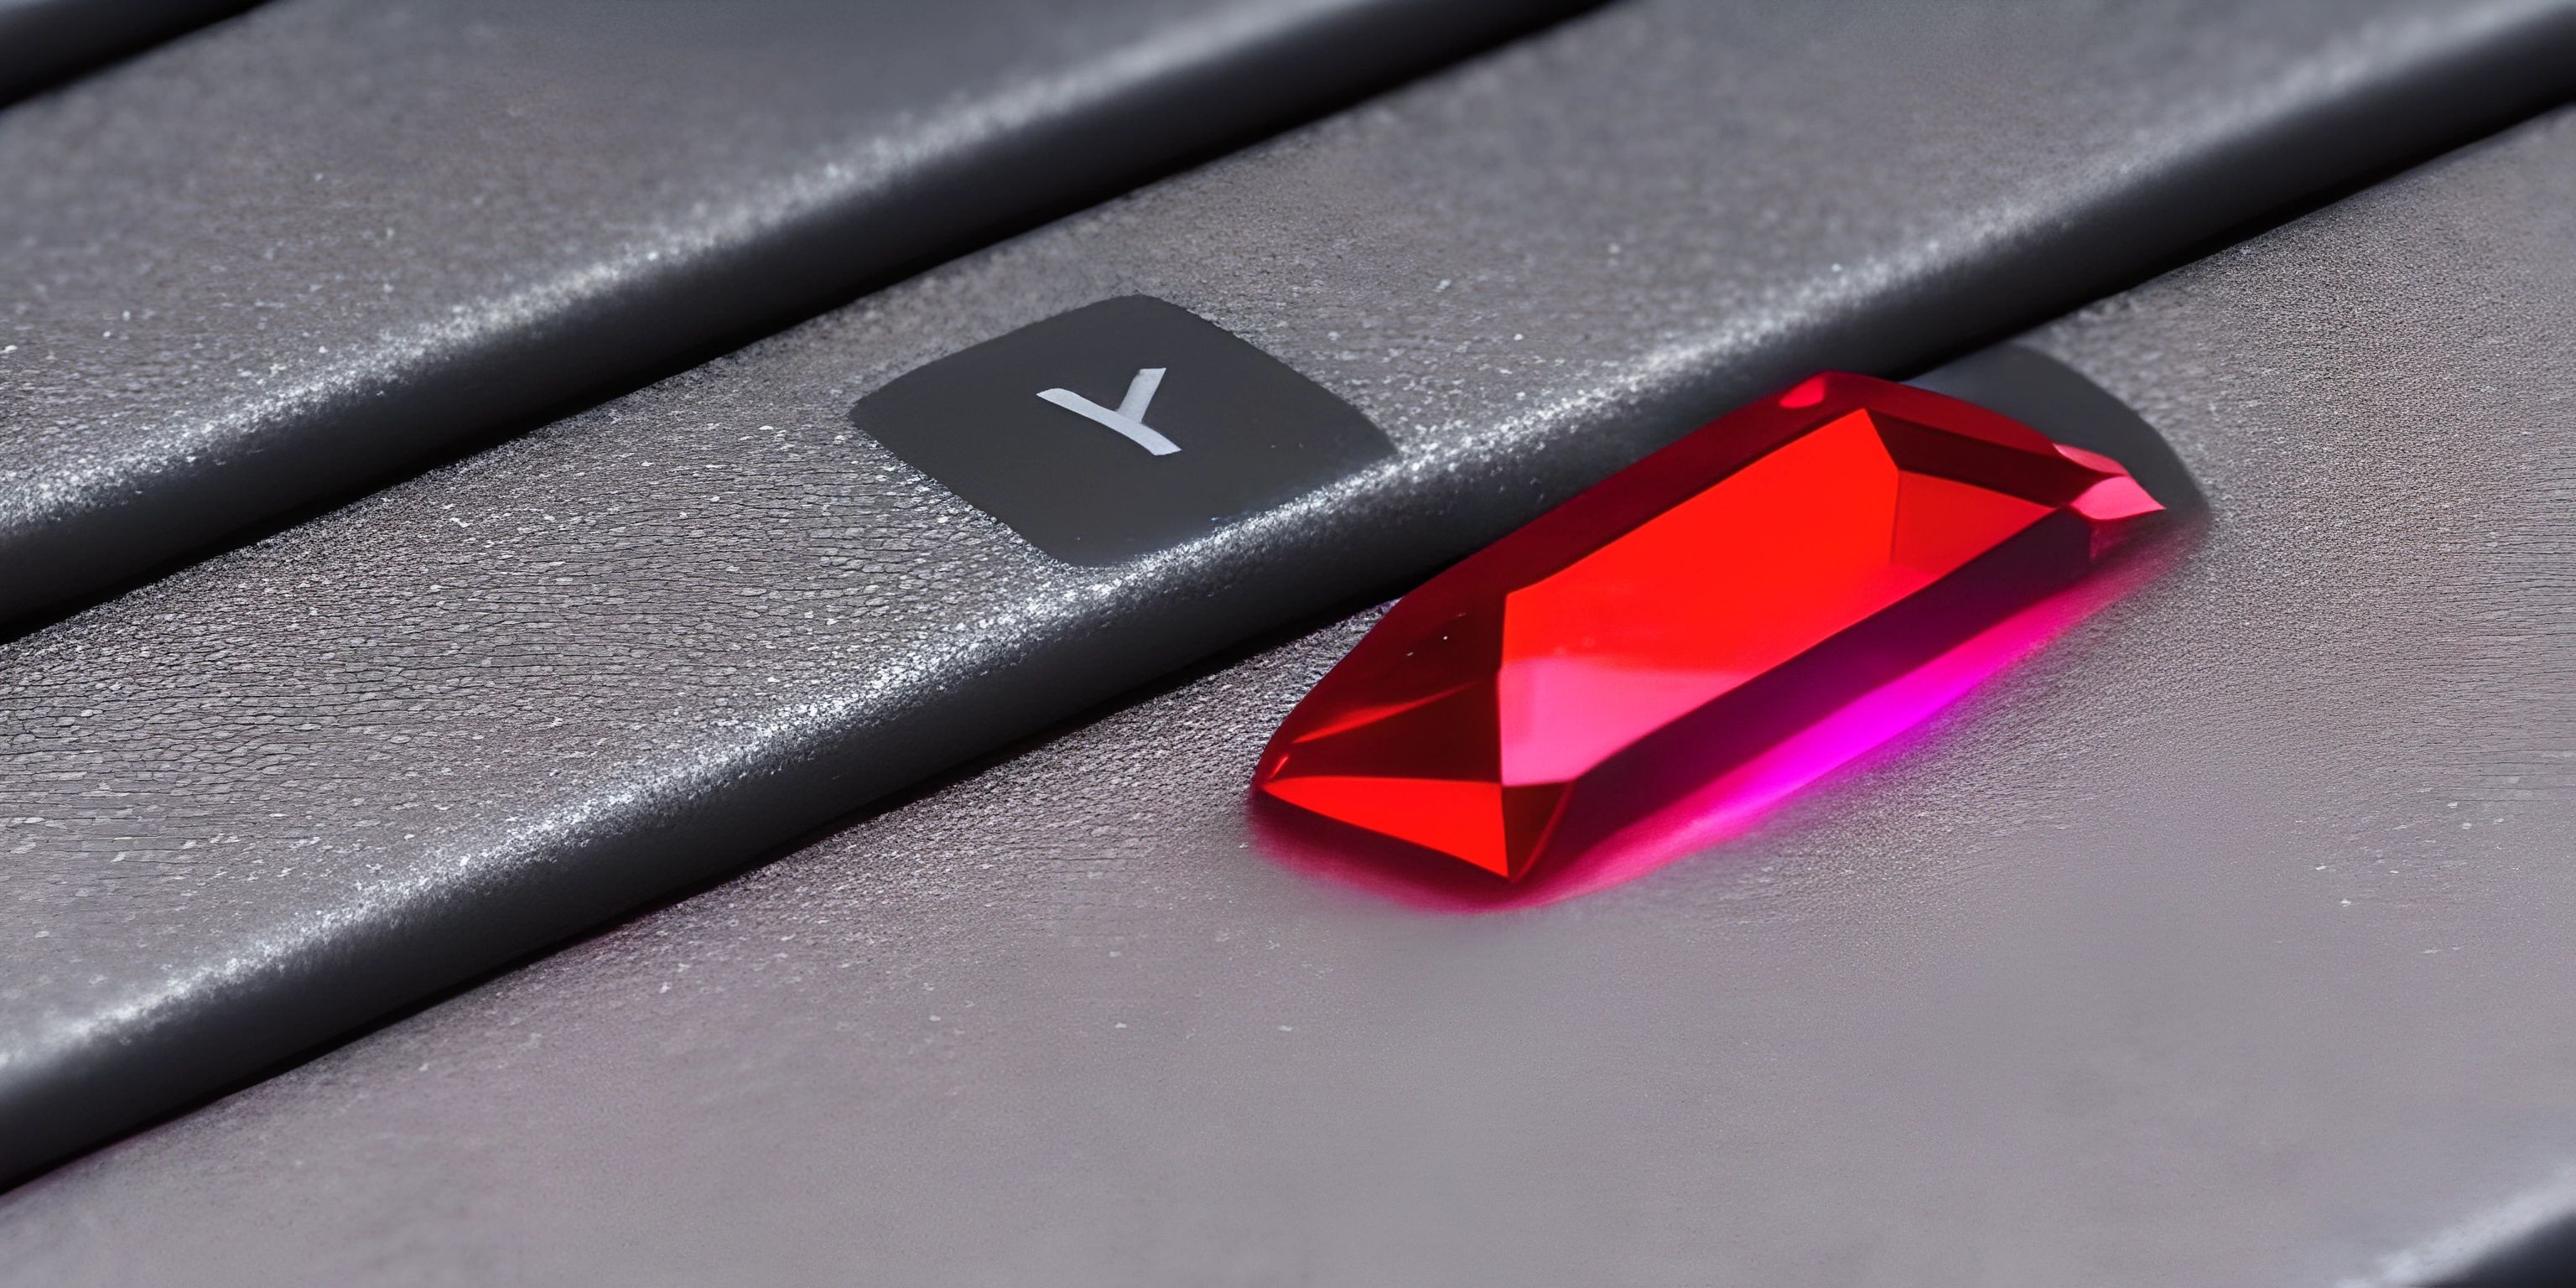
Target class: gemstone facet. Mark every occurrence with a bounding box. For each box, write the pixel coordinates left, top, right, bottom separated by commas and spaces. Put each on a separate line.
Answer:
1253, 371, 2168, 881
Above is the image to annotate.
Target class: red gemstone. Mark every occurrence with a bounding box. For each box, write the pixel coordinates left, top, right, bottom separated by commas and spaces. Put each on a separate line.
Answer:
1254, 371, 2166, 881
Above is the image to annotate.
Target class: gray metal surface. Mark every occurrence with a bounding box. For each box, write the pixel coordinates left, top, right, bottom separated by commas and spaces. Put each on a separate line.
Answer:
0, 0, 1576, 621
5, 0, 2575, 1197
5, 104, 2573, 1285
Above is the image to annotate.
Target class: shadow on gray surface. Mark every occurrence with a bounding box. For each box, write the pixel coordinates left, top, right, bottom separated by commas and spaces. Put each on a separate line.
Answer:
0, 0, 257, 104
2434, 1213, 2576, 1286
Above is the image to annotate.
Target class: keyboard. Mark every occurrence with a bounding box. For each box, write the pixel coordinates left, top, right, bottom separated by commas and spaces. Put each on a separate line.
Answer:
3, 2, 2574, 1283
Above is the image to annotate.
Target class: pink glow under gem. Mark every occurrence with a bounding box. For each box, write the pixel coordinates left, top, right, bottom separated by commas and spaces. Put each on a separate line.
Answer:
1778, 375, 1830, 408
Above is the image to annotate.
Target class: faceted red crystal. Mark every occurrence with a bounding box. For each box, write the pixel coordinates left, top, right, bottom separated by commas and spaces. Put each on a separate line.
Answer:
1254, 371, 2166, 881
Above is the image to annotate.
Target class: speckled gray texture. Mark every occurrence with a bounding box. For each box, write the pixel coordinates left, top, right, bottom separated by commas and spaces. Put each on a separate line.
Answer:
7, 105, 2574, 1285
0, 0, 1576, 620
6, 0, 2576, 1191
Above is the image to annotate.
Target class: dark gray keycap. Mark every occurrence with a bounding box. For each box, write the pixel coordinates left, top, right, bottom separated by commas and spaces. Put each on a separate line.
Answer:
3, 0, 2573, 1187
850, 296, 1395, 564
6, 98, 2575, 1288
0, 0, 1579, 621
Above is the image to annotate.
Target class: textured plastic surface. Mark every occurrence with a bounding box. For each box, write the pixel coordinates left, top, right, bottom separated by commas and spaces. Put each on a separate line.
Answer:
4, 105, 2570, 1287
0, 0, 1578, 620
4, 0, 2575, 1192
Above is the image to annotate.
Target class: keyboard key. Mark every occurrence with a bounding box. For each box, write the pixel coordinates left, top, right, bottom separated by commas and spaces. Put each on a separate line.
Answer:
852, 296, 1395, 565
